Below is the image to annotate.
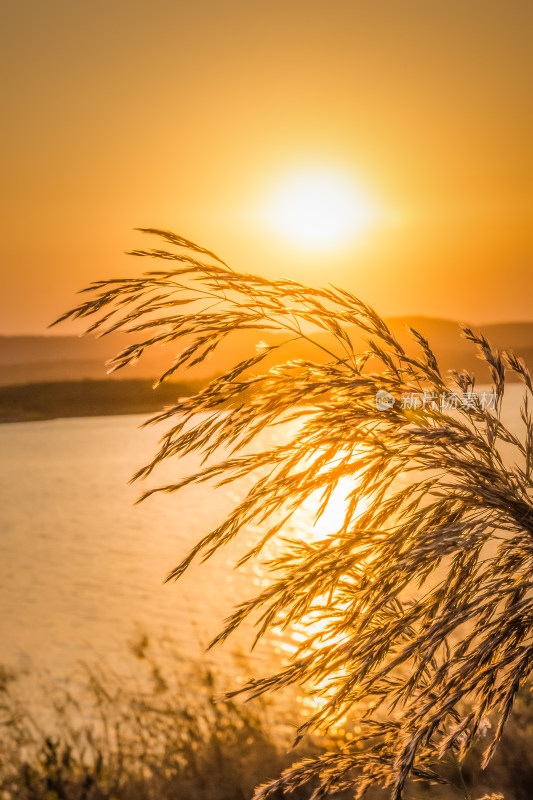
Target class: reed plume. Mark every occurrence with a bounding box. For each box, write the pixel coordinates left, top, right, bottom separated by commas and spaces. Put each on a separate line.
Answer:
53, 229, 533, 799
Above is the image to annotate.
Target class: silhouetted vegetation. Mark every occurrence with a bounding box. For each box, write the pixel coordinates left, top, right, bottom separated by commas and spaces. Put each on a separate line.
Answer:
54, 229, 533, 798
0, 640, 331, 800
2, 643, 533, 800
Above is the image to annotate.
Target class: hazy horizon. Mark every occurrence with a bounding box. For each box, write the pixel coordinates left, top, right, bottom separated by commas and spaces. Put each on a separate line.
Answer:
4, 314, 533, 339
2, 0, 532, 335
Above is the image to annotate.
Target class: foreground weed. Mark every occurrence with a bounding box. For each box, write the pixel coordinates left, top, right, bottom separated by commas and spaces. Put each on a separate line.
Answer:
0, 638, 322, 800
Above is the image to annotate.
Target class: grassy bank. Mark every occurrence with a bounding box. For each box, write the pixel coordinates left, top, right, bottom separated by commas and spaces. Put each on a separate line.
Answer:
1, 638, 532, 799
0, 638, 347, 800
0, 379, 206, 423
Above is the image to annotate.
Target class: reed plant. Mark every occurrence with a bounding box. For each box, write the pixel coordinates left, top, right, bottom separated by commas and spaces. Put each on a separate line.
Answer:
52, 230, 533, 798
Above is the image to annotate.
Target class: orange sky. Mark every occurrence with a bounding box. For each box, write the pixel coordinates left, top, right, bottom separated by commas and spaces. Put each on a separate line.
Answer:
2, 0, 532, 334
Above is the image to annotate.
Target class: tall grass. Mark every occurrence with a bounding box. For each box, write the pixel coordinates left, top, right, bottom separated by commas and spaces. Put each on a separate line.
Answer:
0, 638, 333, 800
53, 229, 533, 798
3, 643, 533, 800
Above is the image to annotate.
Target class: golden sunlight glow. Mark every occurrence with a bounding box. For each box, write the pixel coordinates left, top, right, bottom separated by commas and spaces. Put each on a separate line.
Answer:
264, 169, 377, 250
304, 474, 371, 542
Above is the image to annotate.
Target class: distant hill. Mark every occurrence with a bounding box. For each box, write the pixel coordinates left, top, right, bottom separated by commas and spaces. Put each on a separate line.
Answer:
0, 333, 187, 385
1, 317, 533, 387
382, 317, 533, 383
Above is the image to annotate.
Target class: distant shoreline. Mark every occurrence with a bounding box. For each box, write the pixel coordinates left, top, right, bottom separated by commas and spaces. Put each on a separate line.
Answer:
1, 374, 521, 425
0, 379, 205, 423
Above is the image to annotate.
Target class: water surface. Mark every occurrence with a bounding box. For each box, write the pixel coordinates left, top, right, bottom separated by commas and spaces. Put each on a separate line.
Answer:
0, 386, 525, 684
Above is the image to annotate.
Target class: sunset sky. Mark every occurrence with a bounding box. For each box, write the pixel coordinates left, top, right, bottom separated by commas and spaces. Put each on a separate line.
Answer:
2, 0, 532, 334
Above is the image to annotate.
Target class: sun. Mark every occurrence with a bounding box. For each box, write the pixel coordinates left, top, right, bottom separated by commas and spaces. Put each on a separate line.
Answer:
264, 169, 376, 250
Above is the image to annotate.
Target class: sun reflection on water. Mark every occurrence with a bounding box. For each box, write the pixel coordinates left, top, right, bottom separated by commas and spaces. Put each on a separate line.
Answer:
268, 473, 372, 726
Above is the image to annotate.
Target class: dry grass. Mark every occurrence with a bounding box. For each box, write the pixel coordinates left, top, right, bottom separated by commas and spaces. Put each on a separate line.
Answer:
52, 229, 533, 799
0, 638, 330, 800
